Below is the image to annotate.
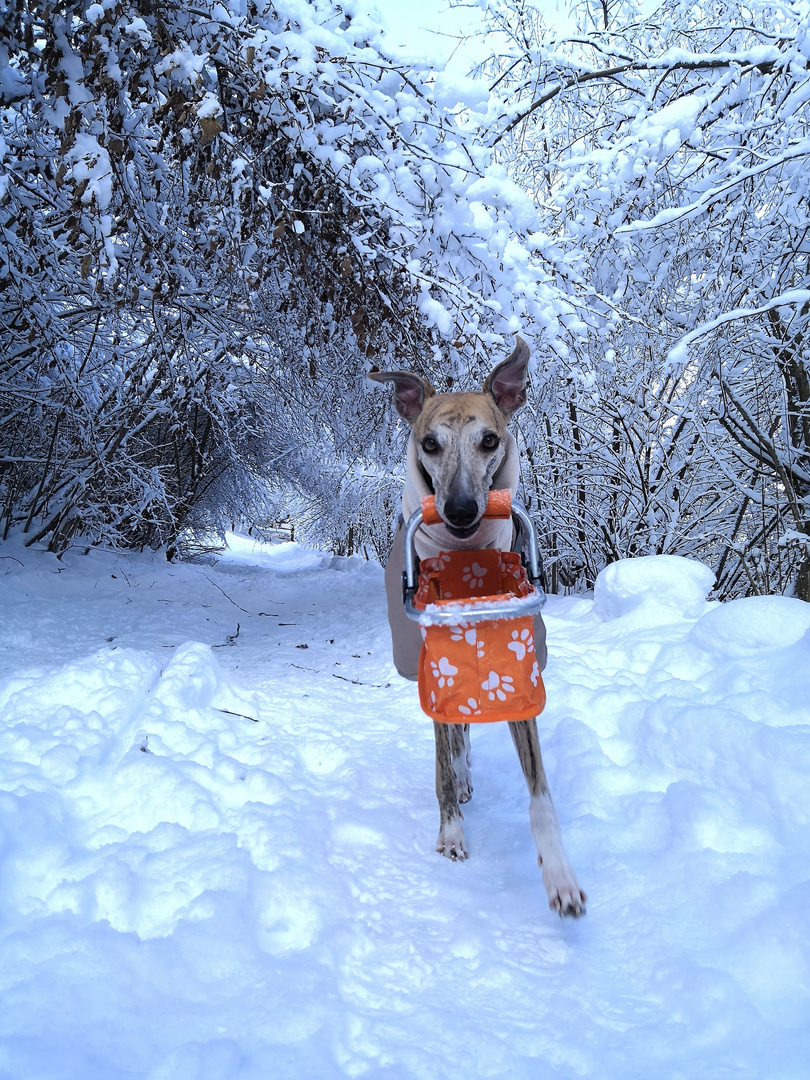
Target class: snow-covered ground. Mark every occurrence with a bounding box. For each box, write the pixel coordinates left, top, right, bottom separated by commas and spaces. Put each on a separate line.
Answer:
1, 534, 809, 1079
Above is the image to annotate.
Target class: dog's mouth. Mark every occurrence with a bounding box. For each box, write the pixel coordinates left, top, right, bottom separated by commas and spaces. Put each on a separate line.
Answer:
444, 521, 481, 540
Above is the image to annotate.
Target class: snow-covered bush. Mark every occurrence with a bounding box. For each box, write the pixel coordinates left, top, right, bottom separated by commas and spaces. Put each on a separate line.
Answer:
0, 0, 570, 556
476, 0, 810, 598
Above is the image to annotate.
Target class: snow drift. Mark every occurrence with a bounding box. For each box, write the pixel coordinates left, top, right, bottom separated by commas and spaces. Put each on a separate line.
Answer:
0, 536, 809, 1079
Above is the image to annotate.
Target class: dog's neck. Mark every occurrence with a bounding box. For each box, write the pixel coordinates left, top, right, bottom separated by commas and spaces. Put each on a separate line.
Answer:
402, 432, 520, 560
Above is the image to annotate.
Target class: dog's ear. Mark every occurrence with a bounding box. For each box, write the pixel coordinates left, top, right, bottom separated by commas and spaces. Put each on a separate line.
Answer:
367, 369, 436, 423
483, 336, 530, 416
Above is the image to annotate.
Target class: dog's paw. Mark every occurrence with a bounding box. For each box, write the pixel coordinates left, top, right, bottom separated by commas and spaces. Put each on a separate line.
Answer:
457, 775, 473, 804
437, 818, 468, 861
539, 855, 587, 918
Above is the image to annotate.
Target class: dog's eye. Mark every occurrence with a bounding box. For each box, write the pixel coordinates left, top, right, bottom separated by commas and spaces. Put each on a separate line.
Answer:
421, 436, 440, 454
481, 433, 500, 451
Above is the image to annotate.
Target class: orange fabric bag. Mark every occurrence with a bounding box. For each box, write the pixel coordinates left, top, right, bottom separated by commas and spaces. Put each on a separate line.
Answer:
413, 548, 546, 723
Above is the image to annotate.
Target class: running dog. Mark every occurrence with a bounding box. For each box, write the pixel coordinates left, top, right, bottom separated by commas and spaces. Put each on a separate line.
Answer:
369, 337, 586, 918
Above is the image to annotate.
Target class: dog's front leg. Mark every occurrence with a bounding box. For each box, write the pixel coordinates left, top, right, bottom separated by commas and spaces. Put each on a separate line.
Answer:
449, 722, 473, 803
508, 719, 586, 917
434, 721, 468, 860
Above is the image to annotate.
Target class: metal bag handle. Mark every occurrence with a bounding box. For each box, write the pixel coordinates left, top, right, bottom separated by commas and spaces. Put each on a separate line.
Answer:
402, 489, 547, 622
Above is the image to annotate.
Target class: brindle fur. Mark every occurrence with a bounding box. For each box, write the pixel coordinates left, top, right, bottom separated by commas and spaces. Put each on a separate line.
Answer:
370, 338, 586, 918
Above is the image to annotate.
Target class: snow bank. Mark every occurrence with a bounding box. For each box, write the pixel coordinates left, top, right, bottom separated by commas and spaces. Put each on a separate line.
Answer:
1, 540, 809, 1079
594, 553, 714, 621
691, 594, 810, 657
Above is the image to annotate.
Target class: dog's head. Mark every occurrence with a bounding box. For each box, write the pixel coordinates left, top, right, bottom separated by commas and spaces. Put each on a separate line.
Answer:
368, 337, 529, 539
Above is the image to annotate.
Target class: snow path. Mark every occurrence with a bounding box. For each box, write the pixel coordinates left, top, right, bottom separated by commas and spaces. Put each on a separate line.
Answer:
1, 538, 809, 1079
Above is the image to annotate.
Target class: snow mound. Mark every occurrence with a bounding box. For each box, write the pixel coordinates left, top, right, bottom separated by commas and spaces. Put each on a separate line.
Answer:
152, 641, 222, 709
594, 555, 714, 621
691, 595, 810, 657
221, 533, 328, 573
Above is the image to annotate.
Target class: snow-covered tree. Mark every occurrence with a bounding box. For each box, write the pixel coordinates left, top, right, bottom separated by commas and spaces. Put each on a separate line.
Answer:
6, 0, 808, 601
475, 0, 810, 597
1, 0, 571, 556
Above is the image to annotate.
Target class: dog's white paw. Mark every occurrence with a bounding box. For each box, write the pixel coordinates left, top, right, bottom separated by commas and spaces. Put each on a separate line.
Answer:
437, 817, 468, 861
539, 854, 587, 918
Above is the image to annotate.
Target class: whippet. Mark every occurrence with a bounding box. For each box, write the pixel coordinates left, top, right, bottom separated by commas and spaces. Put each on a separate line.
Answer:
369, 337, 586, 918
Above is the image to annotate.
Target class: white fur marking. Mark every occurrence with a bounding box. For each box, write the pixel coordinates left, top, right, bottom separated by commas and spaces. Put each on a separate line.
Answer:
529, 792, 586, 917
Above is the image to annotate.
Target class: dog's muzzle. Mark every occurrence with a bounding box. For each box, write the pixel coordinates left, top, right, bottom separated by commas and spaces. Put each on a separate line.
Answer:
443, 495, 481, 538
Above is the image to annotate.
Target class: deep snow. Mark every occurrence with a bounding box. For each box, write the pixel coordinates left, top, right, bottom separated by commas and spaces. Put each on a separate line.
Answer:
1, 534, 809, 1079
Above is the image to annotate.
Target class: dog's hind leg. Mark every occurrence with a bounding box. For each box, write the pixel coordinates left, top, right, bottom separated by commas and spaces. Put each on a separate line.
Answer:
449, 722, 473, 803
508, 718, 586, 918
434, 721, 468, 860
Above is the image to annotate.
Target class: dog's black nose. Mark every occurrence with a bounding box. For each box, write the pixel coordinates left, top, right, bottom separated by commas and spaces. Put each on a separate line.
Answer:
444, 495, 479, 529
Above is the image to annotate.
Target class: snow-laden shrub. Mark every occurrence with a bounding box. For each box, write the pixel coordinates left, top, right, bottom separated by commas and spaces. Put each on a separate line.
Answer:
0, 0, 570, 556
477, 0, 810, 598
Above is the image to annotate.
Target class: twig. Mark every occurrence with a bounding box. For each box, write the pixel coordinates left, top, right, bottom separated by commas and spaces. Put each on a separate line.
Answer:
201, 572, 280, 614
212, 623, 240, 647
218, 707, 258, 723
332, 673, 389, 688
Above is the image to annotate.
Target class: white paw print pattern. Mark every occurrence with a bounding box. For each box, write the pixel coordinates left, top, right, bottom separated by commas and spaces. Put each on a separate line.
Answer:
507, 628, 534, 662
462, 561, 488, 589
457, 697, 482, 717
449, 626, 485, 658
482, 670, 515, 702
530, 660, 540, 687
430, 656, 458, 688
